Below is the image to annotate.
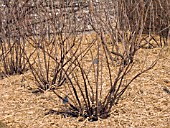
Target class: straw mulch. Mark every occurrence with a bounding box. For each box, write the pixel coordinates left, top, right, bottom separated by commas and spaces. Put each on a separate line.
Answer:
0, 45, 170, 128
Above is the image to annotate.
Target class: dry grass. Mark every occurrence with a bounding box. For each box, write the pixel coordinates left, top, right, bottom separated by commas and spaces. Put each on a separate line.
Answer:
0, 44, 170, 128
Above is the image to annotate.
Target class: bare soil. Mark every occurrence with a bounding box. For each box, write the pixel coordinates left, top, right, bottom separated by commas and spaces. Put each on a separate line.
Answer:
0, 46, 170, 128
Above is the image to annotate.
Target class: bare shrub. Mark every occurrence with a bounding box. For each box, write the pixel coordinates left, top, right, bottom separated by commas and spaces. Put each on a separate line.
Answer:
50, 0, 160, 121
0, 0, 29, 75
23, 0, 87, 90
125, 0, 170, 47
